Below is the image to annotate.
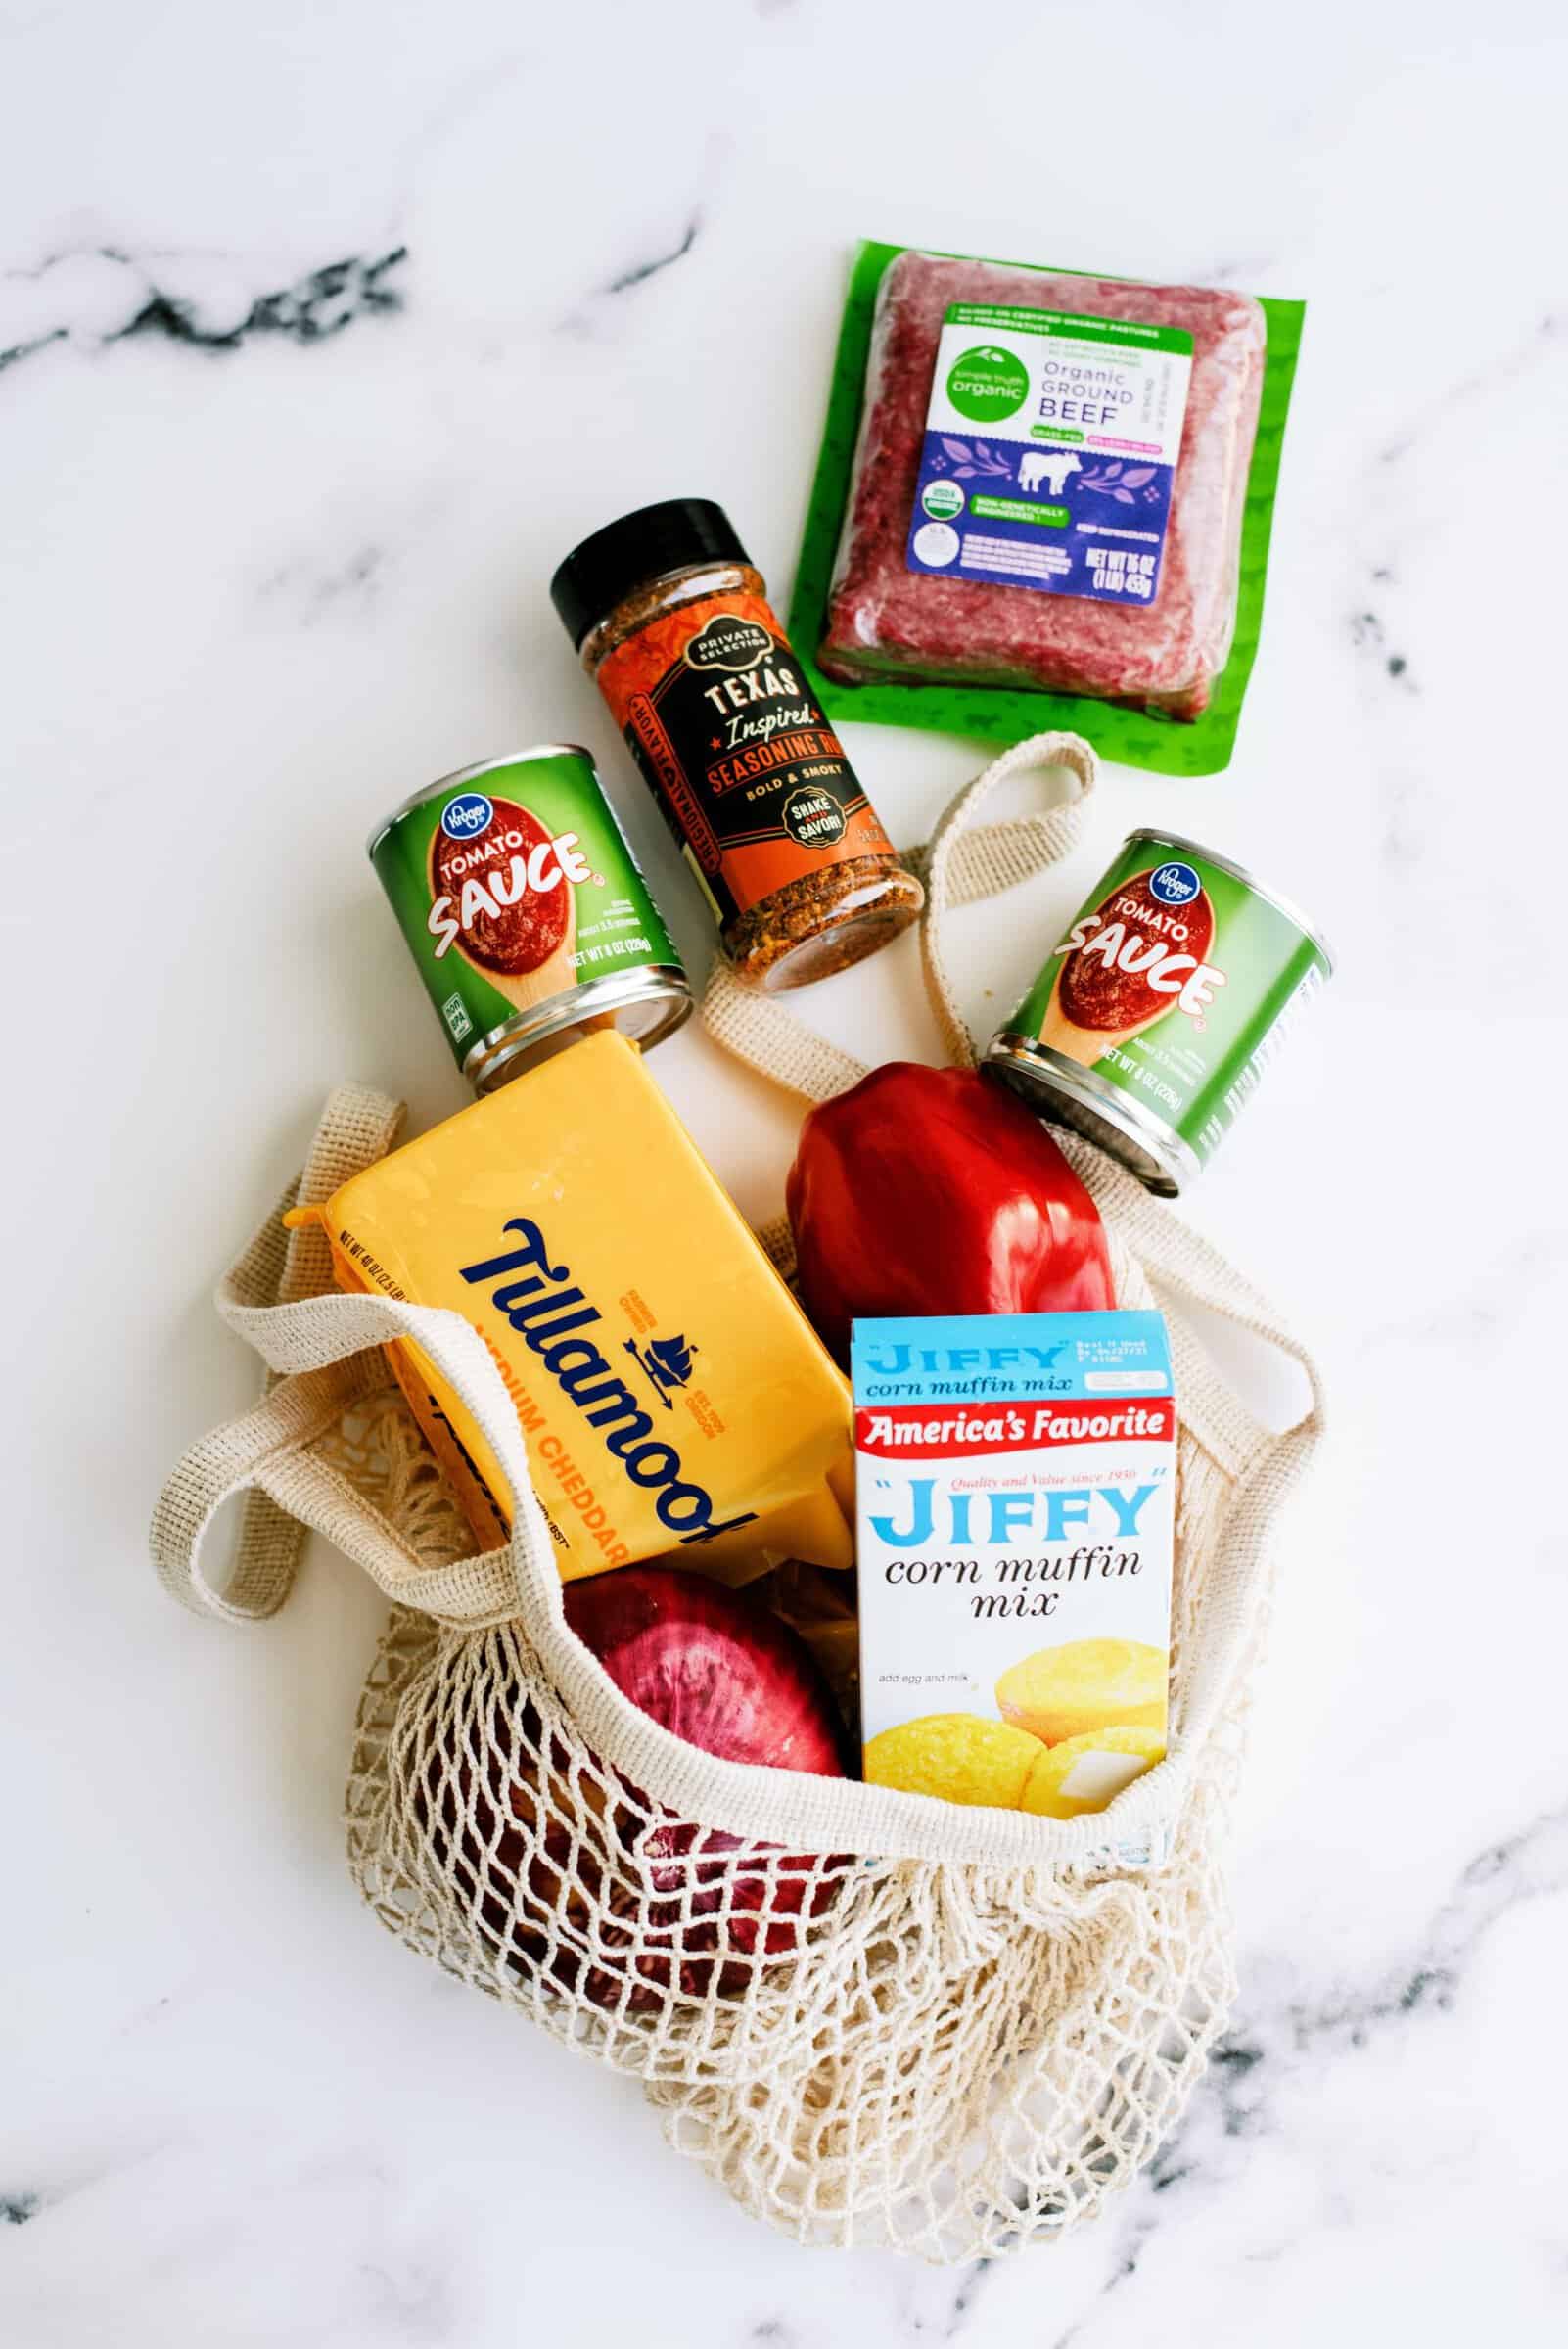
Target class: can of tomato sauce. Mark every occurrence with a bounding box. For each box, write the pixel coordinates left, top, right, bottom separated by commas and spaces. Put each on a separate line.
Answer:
984, 830, 1332, 1196
369, 746, 692, 1091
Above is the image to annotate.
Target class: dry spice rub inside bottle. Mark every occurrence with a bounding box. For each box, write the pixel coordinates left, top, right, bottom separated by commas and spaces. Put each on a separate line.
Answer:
552, 499, 922, 990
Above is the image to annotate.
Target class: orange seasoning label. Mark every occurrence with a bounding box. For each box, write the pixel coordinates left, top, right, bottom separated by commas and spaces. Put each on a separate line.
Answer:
593, 590, 896, 925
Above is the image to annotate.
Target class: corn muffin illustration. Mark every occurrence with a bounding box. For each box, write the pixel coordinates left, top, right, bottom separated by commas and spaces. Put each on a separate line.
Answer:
863, 1715, 1045, 1809
1020, 1727, 1166, 1819
995, 1638, 1167, 1746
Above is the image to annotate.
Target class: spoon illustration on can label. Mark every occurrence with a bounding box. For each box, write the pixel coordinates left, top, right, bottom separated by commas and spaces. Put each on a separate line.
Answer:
427, 791, 582, 1015
1039, 860, 1222, 1067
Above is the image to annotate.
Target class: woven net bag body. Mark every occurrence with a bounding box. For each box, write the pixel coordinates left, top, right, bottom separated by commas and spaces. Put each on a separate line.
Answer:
151, 737, 1321, 2261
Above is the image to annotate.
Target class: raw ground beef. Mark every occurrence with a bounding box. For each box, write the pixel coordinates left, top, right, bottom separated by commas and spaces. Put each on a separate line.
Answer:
820, 253, 1267, 720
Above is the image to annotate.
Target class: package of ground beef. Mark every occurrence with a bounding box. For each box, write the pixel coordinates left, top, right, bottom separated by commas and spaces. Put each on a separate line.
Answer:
791, 245, 1305, 776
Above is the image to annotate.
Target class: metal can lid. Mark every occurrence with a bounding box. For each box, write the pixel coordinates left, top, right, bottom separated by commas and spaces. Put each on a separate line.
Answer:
465, 965, 693, 1092
1123, 829, 1336, 976
366, 744, 596, 859
984, 1036, 1199, 1199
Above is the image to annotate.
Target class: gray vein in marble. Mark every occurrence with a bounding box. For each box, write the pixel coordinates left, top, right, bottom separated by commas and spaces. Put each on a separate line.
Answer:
1036, 1795, 1568, 2338
1, 2190, 40, 2225
119, 249, 405, 348
260, 544, 389, 619
358, 2255, 457, 2343
606, 215, 700, 295
1373, 1230, 1568, 1356
1189, 256, 1278, 290
934, 2256, 996, 2334
1376, 310, 1564, 468
0, 324, 66, 374
1350, 607, 1416, 690
0, 245, 406, 375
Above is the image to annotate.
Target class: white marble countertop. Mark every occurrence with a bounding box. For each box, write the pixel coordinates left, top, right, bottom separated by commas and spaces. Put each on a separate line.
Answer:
5, 0, 1567, 2338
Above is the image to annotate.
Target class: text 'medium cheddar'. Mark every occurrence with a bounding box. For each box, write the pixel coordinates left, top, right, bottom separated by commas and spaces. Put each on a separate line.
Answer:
289, 1031, 853, 1583
853, 1310, 1175, 1846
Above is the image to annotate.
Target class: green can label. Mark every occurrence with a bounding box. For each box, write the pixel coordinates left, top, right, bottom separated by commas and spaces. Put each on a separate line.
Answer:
1011, 835, 1329, 1167
371, 748, 683, 1072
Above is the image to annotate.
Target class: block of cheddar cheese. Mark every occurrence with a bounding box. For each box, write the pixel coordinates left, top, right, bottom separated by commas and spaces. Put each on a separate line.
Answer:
297, 1031, 853, 1582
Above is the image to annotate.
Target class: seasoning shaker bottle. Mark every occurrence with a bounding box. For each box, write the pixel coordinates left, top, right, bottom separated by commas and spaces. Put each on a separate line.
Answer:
551, 499, 922, 990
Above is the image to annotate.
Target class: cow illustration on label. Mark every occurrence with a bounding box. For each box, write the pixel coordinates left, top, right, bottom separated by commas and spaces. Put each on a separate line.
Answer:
1018, 449, 1082, 497
1038, 859, 1221, 1067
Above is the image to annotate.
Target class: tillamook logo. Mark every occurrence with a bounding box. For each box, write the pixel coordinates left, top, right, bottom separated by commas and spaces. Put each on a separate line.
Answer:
458, 1217, 754, 1544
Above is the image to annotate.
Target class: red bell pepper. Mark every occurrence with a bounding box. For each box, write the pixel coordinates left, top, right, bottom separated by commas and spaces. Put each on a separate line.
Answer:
785, 1062, 1115, 1364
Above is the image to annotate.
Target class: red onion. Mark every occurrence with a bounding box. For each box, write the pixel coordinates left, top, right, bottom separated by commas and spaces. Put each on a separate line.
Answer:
561, 1565, 850, 1778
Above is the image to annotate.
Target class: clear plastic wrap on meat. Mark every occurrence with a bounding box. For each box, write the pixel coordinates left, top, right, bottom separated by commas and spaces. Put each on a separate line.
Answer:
820, 253, 1268, 720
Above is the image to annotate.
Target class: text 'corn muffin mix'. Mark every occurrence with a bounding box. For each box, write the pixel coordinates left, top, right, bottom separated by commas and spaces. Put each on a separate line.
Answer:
853, 1310, 1175, 1842
292, 1030, 853, 1582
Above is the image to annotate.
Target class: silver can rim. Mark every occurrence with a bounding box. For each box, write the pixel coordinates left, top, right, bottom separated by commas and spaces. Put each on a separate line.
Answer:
366, 744, 597, 858
465, 964, 693, 1091
1123, 828, 1336, 976
985, 1034, 1202, 1198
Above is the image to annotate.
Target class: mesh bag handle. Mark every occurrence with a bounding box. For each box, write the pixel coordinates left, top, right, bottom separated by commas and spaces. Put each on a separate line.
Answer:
157, 1082, 408, 1621
150, 1357, 387, 1624
156, 1221, 562, 1631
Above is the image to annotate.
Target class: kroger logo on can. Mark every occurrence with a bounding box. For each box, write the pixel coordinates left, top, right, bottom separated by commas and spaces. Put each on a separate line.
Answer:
1149, 859, 1202, 907
440, 791, 494, 841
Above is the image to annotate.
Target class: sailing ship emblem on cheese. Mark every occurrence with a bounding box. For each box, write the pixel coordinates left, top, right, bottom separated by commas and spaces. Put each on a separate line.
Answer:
624, 1332, 698, 1405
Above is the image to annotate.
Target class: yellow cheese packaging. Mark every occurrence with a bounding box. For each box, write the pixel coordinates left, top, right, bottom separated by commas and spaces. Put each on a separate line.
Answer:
290, 1031, 853, 1582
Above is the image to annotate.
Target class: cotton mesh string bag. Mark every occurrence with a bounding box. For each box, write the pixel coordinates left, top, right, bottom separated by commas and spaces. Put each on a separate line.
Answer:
151, 730, 1322, 2261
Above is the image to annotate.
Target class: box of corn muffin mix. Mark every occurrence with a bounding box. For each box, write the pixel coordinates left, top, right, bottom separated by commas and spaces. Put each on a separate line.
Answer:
853, 1310, 1175, 1849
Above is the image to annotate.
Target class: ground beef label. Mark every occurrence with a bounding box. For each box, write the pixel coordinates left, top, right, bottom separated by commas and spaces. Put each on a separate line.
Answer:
593, 588, 897, 925
906, 302, 1193, 606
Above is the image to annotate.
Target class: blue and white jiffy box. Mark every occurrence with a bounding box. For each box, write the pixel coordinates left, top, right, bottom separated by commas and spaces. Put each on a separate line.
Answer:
853, 1310, 1176, 1845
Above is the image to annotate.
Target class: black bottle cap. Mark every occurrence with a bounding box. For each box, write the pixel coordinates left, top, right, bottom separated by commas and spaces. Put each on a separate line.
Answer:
550, 498, 752, 649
